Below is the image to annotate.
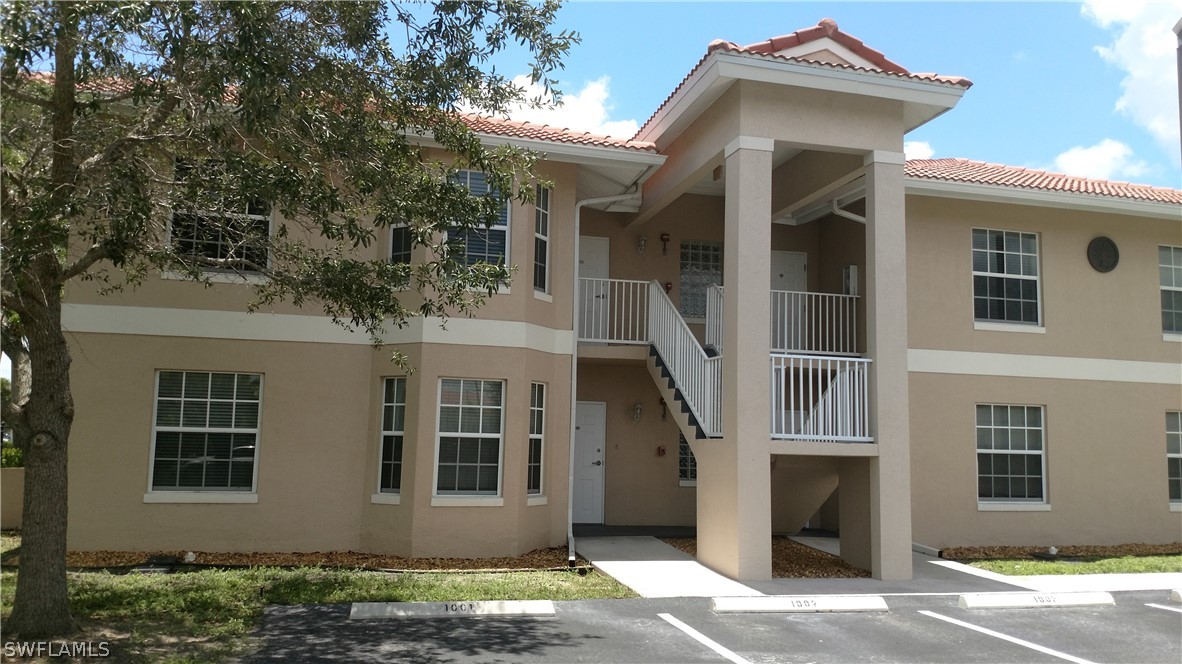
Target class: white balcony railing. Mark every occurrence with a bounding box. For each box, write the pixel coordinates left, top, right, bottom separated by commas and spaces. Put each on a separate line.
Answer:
647, 281, 722, 436
709, 288, 859, 356
770, 354, 871, 442
578, 278, 650, 343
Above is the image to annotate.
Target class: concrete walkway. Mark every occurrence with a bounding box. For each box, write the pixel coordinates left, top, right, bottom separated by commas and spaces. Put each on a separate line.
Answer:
574, 536, 762, 598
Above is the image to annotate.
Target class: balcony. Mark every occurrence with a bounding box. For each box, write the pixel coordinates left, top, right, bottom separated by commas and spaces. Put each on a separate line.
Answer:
578, 278, 870, 443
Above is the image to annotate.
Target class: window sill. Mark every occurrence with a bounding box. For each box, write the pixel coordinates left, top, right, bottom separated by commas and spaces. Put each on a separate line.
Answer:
526, 495, 548, 506
430, 496, 504, 507
1170, 503, 1181, 513
371, 493, 401, 505
679, 480, 697, 488
974, 321, 1045, 334
977, 502, 1050, 512
1163, 333, 1182, 343
533, 291, 553, 303
162, 270, 268, 285
143, 492, 258, 504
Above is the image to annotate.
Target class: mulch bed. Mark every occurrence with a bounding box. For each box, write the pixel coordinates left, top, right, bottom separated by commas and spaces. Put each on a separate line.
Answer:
661, 536, 870, 579
940, 542, 1182, 561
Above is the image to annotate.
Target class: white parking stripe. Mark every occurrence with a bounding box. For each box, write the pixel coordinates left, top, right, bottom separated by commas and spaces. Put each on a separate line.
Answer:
658, 613, 751, 664
1146, 603, 1182, 614
918, 610, 1096, 664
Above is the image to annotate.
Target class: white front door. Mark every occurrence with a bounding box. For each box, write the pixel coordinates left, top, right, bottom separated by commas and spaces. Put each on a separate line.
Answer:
579, 237, 610, 340
573, 401, 606, 524
770, 251, 807, 351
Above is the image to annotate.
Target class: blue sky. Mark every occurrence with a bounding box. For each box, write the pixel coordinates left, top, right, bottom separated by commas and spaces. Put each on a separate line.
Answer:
498, 0, 1182, 188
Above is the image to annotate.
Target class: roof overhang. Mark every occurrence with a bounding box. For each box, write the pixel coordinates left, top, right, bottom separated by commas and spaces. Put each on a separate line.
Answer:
905, 178, 1182, 221
635, 51, 970, 148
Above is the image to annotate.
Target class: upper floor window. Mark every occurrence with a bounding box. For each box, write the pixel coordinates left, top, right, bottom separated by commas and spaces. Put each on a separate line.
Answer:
151, 370, 262, 491
448, 170, 509, 266
390, 224, 413, 265
534, 185, 551, 293
171, 160, 271, 272
972, 229, 1039, 325
1160, 246, 1182, 334
436, 378, 503, 495
680, 240, 723, 319
976, 404, 1045, 504
379, 377, 407, 494
1167, 411, 1181, 504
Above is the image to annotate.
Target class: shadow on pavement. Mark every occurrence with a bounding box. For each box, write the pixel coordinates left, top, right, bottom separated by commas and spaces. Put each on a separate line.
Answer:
241, 604, 600, 663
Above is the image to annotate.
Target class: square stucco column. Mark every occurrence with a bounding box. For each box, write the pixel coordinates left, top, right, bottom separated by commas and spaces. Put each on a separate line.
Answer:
697, 137, 774, 581
864, 150, 913, 580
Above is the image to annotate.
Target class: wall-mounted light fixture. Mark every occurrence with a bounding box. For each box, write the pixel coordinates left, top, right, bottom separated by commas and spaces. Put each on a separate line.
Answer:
637, 236, 647, 254
663, 282, 673, 295
660, 233, 671, 255
659, 397, 667, 421
633, 401, 643, 422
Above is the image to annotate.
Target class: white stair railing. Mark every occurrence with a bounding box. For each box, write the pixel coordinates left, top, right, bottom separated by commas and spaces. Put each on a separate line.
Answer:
647, 281, 722, 436
578, 278, 650, 343
708, 288, 859, 356
770, 354, 871, 442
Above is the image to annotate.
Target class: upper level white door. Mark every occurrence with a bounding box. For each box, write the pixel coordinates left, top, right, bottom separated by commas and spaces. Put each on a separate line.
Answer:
579, 237, 610, 340
770, 251, 808, 351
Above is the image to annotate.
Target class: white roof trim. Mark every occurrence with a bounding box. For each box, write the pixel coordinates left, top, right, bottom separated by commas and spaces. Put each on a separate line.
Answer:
411, 132, 665, 169
905, 177, 1181, 220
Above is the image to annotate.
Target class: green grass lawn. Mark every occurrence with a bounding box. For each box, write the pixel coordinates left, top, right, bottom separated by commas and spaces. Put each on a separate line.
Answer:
971, 554, 1182, 576
1, 530, 20, 557
1, 565, 634, 662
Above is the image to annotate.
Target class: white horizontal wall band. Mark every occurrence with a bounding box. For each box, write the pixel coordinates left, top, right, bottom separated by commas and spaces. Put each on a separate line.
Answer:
724, 136, 775, 156
908, 348, 1181, 385
62, 304, 574, 355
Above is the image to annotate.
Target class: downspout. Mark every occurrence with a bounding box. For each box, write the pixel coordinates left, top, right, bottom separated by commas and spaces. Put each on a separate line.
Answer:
830, 199, 866, 224
566, 191, 644, 566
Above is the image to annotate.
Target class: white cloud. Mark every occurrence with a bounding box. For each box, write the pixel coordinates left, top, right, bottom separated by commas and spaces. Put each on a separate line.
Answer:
1082, 0, 1181, 161
504, 75, 639, 139
903, 141, 935, 160
1052, 138, 1149, 180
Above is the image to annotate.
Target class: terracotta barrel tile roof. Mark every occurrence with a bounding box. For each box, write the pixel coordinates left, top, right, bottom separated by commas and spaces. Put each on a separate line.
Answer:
460, 114, 657, 152
738, 17, 909, 75
905, 158, 1182, 205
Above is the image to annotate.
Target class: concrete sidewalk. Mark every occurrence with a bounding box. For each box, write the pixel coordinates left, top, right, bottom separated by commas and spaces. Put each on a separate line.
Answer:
574, 536, 762, 598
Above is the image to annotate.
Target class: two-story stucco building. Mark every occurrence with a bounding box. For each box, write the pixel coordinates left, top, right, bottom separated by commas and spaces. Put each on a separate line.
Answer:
62, 19, 1181, 581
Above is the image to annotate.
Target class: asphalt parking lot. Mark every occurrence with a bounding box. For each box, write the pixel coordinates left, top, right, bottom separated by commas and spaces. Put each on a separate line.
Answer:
242, 590, 1182, 663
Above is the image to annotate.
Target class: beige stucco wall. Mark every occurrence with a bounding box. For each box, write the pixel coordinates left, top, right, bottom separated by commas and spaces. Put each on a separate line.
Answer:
2, 468, 23, 529
576, 362, 696, 526
66, 332, 570, 557
910, 373, 1181, 547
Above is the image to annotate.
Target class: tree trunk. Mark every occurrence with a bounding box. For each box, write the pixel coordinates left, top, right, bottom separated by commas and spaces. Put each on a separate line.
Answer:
4, 292, 78, 638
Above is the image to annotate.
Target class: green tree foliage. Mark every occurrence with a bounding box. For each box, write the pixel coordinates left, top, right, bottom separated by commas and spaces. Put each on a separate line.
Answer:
0, 0, 575, 637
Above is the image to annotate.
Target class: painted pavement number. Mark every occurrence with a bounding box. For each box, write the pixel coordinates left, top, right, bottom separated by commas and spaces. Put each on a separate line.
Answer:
349, 599, 555, 619
958, 591, 1114, 610
712, 595, 889, 613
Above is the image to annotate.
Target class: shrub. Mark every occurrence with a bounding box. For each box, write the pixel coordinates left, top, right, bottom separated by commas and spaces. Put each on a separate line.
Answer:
1, 446, 23, 468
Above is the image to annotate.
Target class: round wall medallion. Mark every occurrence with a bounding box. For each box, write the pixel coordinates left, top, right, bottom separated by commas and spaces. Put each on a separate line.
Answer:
1087, 236, 1119, 273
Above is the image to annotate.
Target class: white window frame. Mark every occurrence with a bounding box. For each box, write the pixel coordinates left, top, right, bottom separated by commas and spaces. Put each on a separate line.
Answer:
527, 382, 545, 498
1159, 246, 1182, 336
449, 170, 510, 267
375, 377, 407, 500
168, 160, 274, 274
971, 228, 1042, 328
534, 185, 551, 294
679, 240, 723, 320
678, 433, 697, 487
976, 403, 1048, 509
1167, 411, 1181, 509
147, 370, 263, 499
432, 378, 505, 501
389, 222, 413, 265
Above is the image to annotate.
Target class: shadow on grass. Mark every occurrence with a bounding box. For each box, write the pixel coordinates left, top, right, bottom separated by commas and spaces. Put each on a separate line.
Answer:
242, 605, 599, 663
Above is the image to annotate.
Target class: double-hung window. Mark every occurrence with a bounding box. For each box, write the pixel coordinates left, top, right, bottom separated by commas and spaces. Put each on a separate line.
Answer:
534, 185, 551, 292
171, 161, 271, 272
448, 170, 510, 266
390, 224, 413, 265
151, 371, 261, 491
379, 378, 407, 494
1160, 246, 1182, 334
1167, 412, 1181, 505
678, 433, 697, 484
972, 229, 1040, 325
976, 404, 1046, 504
527, 383, 545, 495
436, 379, 503, 495
679, 240, 723, 319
